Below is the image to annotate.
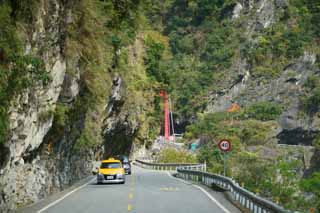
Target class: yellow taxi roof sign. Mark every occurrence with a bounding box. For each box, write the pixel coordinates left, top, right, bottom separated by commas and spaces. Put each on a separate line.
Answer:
101, 158, 120, 163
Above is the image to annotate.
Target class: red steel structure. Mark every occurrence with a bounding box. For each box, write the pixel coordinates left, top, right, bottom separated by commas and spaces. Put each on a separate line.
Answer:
159, 90, 170, 142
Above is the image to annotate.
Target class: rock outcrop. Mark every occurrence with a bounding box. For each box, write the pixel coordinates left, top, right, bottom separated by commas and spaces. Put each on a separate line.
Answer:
207, 1, 319, 146
102, 36, 156, 158
0, 0, 69, 210
0, 0, 101, 210
0, 2, 157, 211
206, 0, 320, 177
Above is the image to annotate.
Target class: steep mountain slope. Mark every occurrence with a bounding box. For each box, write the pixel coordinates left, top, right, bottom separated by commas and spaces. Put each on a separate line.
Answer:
0, 0, 158, 211
145, 0, 320, 210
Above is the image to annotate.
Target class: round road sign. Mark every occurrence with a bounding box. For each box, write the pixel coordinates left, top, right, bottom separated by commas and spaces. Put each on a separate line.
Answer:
218, 139, 231, 152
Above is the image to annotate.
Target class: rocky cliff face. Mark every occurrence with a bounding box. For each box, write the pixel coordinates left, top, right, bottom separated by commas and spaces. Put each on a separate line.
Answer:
206, 0, 320, 174
103, 36, 157, 159
0, 0, 71, 210
207, 0, 319, 145
208, 51, 319, 144
0, 1, 158, 210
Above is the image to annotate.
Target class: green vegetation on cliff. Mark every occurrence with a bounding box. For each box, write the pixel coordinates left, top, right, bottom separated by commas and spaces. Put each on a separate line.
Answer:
301, 172, 320, 209
303, 74, 320, 114
0, 2, 50, 144
144, 3, 319, 210
145, 0, 320, 118
61, 0, 162, 153
187, 110, 310, 210
0, 0, 320, 211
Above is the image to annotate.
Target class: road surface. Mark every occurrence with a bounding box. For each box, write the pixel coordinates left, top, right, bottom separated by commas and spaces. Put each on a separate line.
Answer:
21, 165, 241, 213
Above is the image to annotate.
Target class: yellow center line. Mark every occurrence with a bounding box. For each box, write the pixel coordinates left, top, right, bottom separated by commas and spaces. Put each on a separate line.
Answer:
128, 176, 134, 211
129, 193, 133, 199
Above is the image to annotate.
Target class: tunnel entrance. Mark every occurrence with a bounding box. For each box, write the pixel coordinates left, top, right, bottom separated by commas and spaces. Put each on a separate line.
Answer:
277, 128, 319, 146
103, 123, 136, 159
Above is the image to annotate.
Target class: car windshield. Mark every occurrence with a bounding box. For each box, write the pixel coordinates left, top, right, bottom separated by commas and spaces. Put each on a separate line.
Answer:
117, 155, 129, 163
100, 162, 121, 169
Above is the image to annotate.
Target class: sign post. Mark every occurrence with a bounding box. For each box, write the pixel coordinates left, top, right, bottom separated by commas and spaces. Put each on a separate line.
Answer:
218, 139, 231, 176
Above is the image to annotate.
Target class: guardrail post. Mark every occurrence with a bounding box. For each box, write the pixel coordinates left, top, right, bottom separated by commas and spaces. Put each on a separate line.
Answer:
253, 204, 258, 213
250, 201, 254, 211
257, 206, 261, 213
235, 193, 239, 201
240, 196, 244, 206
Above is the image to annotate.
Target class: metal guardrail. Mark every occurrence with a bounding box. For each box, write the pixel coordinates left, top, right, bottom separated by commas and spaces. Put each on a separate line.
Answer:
177, 168, 291, 213
134, 159, 206, 171
135, 159, 290, 213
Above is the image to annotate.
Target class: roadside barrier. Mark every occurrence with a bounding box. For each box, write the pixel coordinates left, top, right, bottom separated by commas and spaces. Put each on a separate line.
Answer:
135, 159, 290, 213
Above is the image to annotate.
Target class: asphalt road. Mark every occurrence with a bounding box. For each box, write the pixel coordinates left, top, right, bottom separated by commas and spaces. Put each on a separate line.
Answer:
21, 166, 241, 213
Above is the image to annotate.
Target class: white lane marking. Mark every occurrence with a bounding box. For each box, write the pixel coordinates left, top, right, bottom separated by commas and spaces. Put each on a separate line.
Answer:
37, 177, 95, 213
167, 172, 230, 213
193, 185, 231, 213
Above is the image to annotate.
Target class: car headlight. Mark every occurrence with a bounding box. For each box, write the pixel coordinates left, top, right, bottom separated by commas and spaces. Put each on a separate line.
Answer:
123, 164, 129, 169
116, 173, 124, 178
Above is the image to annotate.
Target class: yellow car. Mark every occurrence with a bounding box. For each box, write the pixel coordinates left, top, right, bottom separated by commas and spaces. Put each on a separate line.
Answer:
97, 158, 126, 184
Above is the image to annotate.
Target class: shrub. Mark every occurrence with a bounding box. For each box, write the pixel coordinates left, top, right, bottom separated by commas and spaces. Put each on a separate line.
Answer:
38, 109, 54, 123
0, 107, 8, 144
157, 148, 197, 163
304, 75, 320, 90
185, 112, 232, 139
197, 142, 223, 174
300, 172, 320, 210
144, 36, 167, 83
303, 88, 320, 114
251, 66, 281, 79
244, 102, 283, 121
10, 0, 40, 23
54, 104, 69, 128
0, 3, 21, 62
240, 120, 275, 145
235, 156, 275, 194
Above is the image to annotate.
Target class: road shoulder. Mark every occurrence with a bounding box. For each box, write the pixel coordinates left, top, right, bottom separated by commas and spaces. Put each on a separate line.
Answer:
16, 176, 95, 213
167, 171, 242, 213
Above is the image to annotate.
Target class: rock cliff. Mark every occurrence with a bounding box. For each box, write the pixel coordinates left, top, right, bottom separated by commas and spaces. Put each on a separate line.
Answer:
0, 1, 155, 211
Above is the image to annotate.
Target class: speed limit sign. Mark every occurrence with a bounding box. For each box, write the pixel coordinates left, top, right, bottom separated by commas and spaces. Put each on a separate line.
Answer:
218, 139, 231, 152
